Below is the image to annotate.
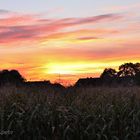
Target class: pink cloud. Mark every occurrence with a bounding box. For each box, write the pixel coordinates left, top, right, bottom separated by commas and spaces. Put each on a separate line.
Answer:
0, 13, 123, 44
77, 37, 99, 40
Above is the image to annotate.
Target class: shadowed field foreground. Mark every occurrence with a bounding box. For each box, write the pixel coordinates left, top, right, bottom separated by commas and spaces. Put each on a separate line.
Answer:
0, 86, 140, 140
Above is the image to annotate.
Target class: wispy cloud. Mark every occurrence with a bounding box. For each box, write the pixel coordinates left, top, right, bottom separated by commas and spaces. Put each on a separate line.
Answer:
0, 13, 123, 45
77, 37, 99, 40
0, 9, 10, 14
54, 14, 122, 26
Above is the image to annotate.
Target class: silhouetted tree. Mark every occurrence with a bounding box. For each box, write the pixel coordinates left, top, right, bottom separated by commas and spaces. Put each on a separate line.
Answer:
100, 68, 118, 85
100, 68, 117, 79
118, 63, 140, 77
0, 69, 25, 86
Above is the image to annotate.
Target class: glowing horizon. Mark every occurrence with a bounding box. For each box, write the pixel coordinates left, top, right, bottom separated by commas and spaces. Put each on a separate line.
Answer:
0, 0, 140, 86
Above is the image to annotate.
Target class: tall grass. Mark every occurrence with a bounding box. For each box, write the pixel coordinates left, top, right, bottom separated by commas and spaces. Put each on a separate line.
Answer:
0, 85, 140, 140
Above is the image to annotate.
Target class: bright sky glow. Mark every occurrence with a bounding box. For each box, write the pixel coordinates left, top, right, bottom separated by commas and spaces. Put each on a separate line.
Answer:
0, 0, 140, 85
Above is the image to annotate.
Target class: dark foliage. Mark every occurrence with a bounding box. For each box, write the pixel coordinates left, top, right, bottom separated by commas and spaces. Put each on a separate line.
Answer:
0, 70, 25, 86
118, 63, 140, 77
135, 72, 140, 85
100, 68, 117, 79
75, 62, 140, 87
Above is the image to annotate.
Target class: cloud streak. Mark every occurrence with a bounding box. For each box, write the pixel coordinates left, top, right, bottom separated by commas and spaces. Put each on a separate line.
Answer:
0, 9, 10, 14
0, 13, 123, 44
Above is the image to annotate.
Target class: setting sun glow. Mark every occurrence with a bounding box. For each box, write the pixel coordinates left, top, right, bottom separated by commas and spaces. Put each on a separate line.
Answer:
0, 0, 140, 86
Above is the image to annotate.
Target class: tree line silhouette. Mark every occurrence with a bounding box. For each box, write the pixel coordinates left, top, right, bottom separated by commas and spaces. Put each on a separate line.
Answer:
0, 62, 140, 87
76, 62, 140, 87
101, 63, 140, 78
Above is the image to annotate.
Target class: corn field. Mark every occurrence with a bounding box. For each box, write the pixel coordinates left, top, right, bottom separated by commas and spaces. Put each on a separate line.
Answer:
0, 85, 140, 140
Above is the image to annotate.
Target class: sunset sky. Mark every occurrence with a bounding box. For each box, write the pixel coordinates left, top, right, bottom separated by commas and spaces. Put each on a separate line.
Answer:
0, 0, 140, 85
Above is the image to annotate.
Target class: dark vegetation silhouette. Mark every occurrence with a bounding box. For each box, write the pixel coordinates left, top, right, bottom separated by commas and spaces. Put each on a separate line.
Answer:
118, 62, 140, 77
0, 69, 65, 92
100, 68, 117, 79
75, 62, 140, 87
0, 69, 25, 86
0, 62, 140, 88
